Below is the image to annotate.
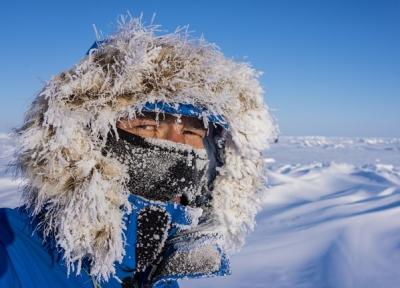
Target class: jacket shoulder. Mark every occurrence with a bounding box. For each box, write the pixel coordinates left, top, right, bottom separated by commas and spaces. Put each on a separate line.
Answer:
0, 208, 93, 288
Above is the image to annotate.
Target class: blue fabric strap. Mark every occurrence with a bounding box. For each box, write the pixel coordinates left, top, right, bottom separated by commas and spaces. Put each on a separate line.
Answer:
141, 102, 228, 129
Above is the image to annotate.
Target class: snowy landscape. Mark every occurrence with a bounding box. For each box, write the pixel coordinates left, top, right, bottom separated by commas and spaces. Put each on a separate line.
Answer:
1, 133, 400, 287
183, 136, 400, 288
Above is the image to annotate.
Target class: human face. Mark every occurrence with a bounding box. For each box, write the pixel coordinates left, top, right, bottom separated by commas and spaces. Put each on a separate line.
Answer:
116, 113, 207, 149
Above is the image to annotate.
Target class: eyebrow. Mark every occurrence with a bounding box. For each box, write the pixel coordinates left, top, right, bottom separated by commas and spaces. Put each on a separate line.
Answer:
181, 118, 206, 130
117, 118, 155, 129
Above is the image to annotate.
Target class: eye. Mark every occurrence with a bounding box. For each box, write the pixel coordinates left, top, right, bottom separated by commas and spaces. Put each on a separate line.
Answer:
183, 129, 206, 138
136, 124, 156, 131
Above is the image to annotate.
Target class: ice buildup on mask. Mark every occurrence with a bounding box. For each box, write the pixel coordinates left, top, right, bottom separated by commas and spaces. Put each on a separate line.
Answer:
104, 127, 210, 205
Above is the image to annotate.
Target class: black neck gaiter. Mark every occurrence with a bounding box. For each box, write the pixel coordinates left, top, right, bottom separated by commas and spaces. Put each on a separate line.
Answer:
104, 128, 210, 205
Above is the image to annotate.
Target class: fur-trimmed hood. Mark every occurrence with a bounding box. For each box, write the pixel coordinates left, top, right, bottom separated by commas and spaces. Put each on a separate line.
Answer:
15, 18, 278, 281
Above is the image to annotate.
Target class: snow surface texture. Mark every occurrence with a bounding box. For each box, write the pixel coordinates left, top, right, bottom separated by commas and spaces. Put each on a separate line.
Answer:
180, 136, 400, 288
3, 134, 400, 287
0, 134, 23, 208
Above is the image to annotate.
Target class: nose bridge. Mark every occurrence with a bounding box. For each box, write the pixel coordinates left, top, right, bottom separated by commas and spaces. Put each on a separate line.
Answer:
166, 123, 185, 144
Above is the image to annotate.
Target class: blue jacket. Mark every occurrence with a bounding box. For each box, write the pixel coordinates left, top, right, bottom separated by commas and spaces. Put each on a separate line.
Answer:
0, 195, 229, 288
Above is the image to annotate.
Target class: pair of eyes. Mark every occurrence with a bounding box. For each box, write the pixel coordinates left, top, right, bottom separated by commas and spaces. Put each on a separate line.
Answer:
134, 124, 206, 138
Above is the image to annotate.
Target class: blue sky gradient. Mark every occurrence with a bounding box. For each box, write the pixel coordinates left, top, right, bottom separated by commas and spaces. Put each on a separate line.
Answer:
1, 0, 399, 136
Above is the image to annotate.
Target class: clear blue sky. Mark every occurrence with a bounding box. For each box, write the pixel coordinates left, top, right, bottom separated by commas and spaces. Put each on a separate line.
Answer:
1, 0, 399, 137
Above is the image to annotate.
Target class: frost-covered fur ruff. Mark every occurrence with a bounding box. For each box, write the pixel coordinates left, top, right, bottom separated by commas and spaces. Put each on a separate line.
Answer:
14, 17, 278, 281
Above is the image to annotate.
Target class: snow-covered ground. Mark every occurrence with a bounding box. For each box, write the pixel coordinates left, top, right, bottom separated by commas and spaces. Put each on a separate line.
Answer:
1, 134, 400, 287
0, 133, 23, 208
181, 136, 400, 288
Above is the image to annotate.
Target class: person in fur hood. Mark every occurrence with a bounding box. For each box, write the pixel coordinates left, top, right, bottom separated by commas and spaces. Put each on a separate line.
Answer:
0, 17, 278, 288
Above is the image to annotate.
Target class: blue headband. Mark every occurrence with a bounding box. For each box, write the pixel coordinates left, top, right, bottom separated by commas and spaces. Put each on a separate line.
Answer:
141, 102, 228, 129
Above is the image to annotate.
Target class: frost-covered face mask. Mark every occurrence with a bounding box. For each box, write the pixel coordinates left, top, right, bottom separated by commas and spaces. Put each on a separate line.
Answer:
105, 127, 210, 204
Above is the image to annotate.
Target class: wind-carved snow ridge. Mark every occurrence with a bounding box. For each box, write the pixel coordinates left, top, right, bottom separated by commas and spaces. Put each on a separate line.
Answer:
284, 135, 400, 149
181, 136, 400, 288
